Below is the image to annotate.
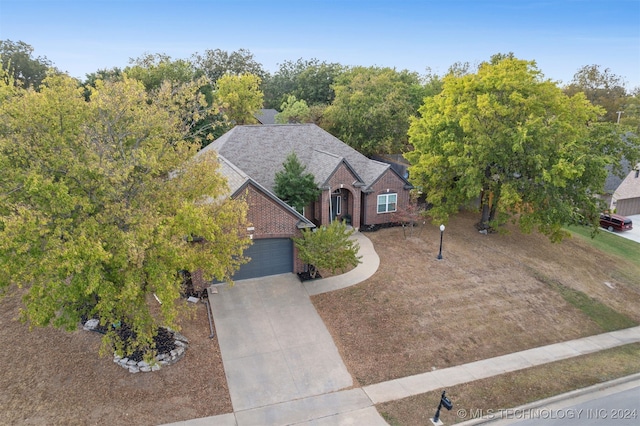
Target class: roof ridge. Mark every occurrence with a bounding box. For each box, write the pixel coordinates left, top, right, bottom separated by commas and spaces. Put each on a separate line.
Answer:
313, 148, 343, 159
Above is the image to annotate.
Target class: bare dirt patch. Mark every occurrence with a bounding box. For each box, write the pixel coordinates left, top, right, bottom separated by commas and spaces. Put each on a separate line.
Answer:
0, 292, 231, 426
311, 211, 640, 386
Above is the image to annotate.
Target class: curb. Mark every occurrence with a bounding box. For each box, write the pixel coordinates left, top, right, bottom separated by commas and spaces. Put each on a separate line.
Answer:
456, 372, 640, 425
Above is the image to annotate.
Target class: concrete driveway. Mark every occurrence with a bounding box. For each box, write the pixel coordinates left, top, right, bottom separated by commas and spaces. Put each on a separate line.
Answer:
208, 273, 353, 412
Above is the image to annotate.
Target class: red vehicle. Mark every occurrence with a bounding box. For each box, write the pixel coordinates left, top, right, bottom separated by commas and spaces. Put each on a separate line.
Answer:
599, 213, 633, 232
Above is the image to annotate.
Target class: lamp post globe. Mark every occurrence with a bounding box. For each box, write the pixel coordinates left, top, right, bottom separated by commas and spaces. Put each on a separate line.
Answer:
437, 224, 445, 260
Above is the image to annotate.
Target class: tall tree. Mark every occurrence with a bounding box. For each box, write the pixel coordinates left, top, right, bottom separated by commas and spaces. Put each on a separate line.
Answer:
620, 87, 640, 131
0, 39, 55, 89
192, 48, 266, 86
125, 53, 195, 91
406, 57, 638, 242
273, 152, 320, 213
262, 58, 343, 109
564, 65, 628, 123
0, 74, 250, 358
214, 73, 263, 125
323, 66, 426, 156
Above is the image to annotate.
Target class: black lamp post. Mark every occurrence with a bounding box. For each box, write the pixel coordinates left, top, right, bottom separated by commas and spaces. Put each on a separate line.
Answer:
437, 224, 445, 260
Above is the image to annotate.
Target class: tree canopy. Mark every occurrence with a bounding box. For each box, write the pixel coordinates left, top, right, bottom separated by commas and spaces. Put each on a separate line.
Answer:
406, 57, 638, 242
0, 39, 55, 89
275, 95, 311, 123
214, 73, 263, 125
0, 73, 250, 358
564, 64, 628, 123
323, 66, 426, 156
124, 53, 196, 91
192, 48, 266, 86
273, 152, 320, 213
262, 58, 342, 109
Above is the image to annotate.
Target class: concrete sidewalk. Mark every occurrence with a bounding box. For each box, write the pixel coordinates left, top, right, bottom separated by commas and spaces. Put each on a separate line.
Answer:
363, 326, 640, 405
303, 231, 380, 296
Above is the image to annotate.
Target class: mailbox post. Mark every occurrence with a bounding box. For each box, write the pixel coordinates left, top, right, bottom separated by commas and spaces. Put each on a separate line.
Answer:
432, 390, 453, 425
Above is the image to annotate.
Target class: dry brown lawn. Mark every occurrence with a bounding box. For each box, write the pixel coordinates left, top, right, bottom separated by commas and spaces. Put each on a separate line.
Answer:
311, 211, 640, 386
0, 293, 231, 426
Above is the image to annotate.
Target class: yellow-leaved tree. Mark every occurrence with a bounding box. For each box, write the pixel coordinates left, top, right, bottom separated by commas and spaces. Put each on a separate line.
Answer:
0, 73, 250, 358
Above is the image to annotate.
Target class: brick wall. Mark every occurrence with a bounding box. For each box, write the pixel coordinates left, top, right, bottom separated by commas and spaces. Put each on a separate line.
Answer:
362, 170, 411, 226
318, 163, 362, 229
238, 183, 306, 273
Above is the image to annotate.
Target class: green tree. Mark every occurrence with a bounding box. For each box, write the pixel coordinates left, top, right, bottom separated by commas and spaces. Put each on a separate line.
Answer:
214, 73, 263, 125
192, 48, 266, 86
275, 95, 311, 123
262, 58, 343, 109
406, 57, 638, 242
273, 152, 320, 213
293, 220, 361, 279
564, 65, 628, 123
620, 87, 640, 131
125, 53, 195, 91
323, 66, 426, 156
0, 74, 250, 359
0, 39, 55, 89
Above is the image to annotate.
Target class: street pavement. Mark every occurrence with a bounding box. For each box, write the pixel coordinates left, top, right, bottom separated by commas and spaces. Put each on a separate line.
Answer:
458, 374, 640, 425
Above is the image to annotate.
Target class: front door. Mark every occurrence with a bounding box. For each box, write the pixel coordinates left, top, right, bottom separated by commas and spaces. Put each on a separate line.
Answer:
330, 193, 341, 222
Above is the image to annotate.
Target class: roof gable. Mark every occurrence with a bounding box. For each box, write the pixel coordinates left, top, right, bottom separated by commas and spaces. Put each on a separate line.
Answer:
213, 153, 314, 228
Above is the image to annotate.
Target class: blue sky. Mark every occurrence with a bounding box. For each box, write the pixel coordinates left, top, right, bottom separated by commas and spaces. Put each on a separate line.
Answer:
1, 0, 639, 88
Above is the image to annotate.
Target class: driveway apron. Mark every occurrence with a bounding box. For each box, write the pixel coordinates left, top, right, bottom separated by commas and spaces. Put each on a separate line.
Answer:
208, 274, 353, 412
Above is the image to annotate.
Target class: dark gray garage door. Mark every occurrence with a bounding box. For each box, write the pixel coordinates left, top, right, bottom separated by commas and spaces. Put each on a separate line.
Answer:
233, 238, 293, 280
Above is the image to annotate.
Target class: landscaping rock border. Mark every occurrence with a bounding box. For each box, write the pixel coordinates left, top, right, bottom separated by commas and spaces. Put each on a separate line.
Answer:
83, 319, 189, 373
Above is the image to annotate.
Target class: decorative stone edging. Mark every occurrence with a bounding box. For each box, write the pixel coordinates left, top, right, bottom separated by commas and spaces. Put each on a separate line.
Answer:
83, 319, 189, 373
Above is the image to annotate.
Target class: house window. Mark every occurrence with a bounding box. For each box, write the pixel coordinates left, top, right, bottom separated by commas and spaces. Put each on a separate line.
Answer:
377, 193, 397, 213
335, 196, 341, 215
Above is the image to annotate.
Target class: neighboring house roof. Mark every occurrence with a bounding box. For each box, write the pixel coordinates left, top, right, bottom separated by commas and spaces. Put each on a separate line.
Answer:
201, 124, 408, 193
603, 159, 632, 194
215, 153, 314, 228
613, 164, 640, 200
254, 109, 279, 125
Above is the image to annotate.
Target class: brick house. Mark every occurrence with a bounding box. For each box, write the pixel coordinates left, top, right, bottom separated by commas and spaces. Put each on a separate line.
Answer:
200, 124, 412, 280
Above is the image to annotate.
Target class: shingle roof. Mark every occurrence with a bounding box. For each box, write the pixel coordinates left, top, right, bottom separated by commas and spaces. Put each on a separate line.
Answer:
200, 124, 395, 192
254, 109, 279, 125
613, 164, 640, 200
214, 153, 314, 227
217, 154, 250, 194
